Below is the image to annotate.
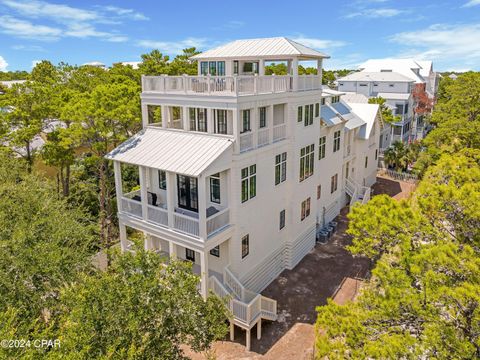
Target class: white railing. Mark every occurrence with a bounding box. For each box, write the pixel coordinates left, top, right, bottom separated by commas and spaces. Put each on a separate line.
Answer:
260, 296, 277, 319
146, 204, 168, 226
224, 266, 245, 300
362, 188, 371, 204
257, 128, 270, 147
345, 178, 356, 197
207, 208, 230, 236
174, 212, 199, 236
209, 276, 230, 300
377, 167, 419, 183
239, 132, 254, 153
121, 197, 142, 218
272, 124, 286, 142
142, 75, 319, 96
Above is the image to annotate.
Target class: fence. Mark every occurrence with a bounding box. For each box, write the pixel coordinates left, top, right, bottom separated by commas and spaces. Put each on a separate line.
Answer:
377, 167, 419, 183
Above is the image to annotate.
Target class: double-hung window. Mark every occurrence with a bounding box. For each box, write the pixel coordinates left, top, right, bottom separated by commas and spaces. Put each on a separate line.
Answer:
259, 107, 267, 128
297, 106, 303, 122
319, 136, 326, 160
315, 103, 320, 117
242, 235, 249, 258
299, 144, 315, 182
279, 210, 286, 230
215, 110, 227, 134
190, 108, 207, 132
275, 152, 287, 185
158, 170, 166, 190
241, 165, 256, 203
241, 110, 251, 133
333, 130, 341, 152
301, 198, 311, 221
331, 174, 338, 193
304, 104, 313, 126
210, 173, 220, 203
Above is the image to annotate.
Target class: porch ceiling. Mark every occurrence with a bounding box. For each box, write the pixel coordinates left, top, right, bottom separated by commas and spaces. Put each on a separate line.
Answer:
106, 128, 233, 177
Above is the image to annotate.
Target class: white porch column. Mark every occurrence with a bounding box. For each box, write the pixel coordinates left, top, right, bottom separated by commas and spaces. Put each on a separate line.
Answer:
268, 105, 274, 144
169, 241, 177, 259
207, 108, 214, 134
182, 106, 189, 130
166, 171, 176, 228
232, 109, 239, 153
292, 57, 299, 91
317, 59, 323, 84
230, 322, 235, 341
200, 250, 208, 299
139, 166, 148, 220
259, 59, 265, 76
144, 232, 153, 250
119, 220, 128, 252
114, 161, 123, 212
246, 329, 251, 351
257, 319, 262, 339
198, 175, 207, 240
161, 105, 168, 128
251, 107, 258, 147
141, 103, 149, 128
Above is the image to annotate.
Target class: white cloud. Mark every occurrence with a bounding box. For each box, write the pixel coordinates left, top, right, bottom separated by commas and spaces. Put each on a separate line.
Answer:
0, 56, 8, 71
12, 44, 46, 51
31, 59, 41, 68
137, 38, 210, 54
99, 5, 149, 21
389, 23, 480, 70
290, 36, 347, 49
0, 15, 62, 40
462, 0, 480, 7
345, 7, 405, 18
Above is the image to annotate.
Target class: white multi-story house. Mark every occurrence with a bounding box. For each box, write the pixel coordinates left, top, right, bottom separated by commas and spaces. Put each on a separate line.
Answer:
106, 37, 380, 350
337, 71, 415, 146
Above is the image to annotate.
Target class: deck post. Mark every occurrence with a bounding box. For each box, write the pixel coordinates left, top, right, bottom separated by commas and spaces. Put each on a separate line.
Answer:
246, 329, 251, 351
198, 175, 207, 240
200, 250, 208, 300
138, 166, 148, 220
230, 322, 234, 341
169, 241, 176, 259
257, 318, 262, 340
119, 220, 127, 252
166, 171, 175, 228
113, 161, 123, 212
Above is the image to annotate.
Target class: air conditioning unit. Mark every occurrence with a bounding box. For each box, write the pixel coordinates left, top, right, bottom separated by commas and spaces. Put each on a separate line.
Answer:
317, 230, 329, 244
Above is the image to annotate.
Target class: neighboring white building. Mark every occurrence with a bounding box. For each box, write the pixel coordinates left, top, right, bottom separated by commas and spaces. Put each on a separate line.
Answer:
337, 71, 414, 146
81, 61, 106, 68
106, 37, 380, 350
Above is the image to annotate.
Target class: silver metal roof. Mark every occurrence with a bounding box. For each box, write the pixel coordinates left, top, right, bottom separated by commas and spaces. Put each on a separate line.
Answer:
106, 127, 233, 176
192, 37, 329, 60
377, 92, 411, 100
338, 71, 414, 82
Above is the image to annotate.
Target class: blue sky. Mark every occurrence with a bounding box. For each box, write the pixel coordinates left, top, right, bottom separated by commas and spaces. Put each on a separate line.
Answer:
0, 0, 479, 72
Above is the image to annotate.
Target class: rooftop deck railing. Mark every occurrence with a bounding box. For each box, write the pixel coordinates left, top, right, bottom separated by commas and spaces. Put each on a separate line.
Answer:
142, 74, 322, 96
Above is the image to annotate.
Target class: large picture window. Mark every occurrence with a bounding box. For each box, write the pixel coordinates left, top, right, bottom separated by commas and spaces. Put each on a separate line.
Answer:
241, 165, 256, 203
300, 144, 315, 182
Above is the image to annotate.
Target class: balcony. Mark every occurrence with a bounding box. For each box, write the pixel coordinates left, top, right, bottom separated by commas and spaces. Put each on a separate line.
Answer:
142, 74, 322, 96
122, 190, 230, 239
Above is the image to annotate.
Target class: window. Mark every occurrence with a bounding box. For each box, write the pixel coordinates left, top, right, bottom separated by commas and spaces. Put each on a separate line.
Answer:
315, 103, 320, 117
233, 61, 239, 75
241, 110, 251, 133
297, 106, 303, 122
318, 136, 326, 160
243, 62, 258, 74
209, 61, 217, 76
333, 130, 341, 152
241, 165, 256, 203
210, 173, 220, 204
304, 104, 313, 126
375, 149, 378, 160
259, 107, 266, 128
301, 198, 311, 221
241, 235, 249, 258
300, 144, 315, 181
389, 84, 395, 87
365, 156, 368, 168
373, 83, 378, 87
177, 175, 198, 211
190, 108, 207, 132
158, 170, 166, 190
200, 62, 208, 75
331, 174, 338, 193
214, 110, 227, 134
317, 185, 321, 200
186, 249, 195, 262
279, 210, 286, 230
275, 152, 287, 185
321, 98, 326, 105
404, 103, 409, 114
395, 104, 404, 116
217, 61, 225, 76
210, 246, 220, 257
359, 84, 368, 87
332, 96, 340, 103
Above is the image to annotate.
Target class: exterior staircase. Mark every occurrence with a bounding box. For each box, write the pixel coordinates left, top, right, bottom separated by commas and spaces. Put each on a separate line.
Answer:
345, 178, 371, 206
208, 266, 277, 349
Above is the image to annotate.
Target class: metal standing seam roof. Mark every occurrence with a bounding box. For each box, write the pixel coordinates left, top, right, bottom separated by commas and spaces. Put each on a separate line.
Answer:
338, 71, 414, 82
191, 37, 329, 60
106, 128, 234, 176
347, 103, 380, 139
358, 59, 426, 84
377, 92, 411, 100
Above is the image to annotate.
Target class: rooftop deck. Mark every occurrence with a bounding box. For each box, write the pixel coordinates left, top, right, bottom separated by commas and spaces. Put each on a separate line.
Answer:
142, 74, 322, 96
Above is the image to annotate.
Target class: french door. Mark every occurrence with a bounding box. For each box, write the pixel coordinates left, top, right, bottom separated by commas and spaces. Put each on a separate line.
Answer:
177, 175, 198, 212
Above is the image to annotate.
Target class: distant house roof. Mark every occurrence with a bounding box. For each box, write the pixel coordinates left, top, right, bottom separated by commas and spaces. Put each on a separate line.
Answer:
416, 60, 433, 78
341, 92, 369, 103
82, 61, 106, 67
191, 37, 329, 60
358, 59, 426, 83
338, 71, 414, 82
1, 80, 27, 88
118, 61, 140, 69
106, 127, 233, 176
377, 92, 411, 100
